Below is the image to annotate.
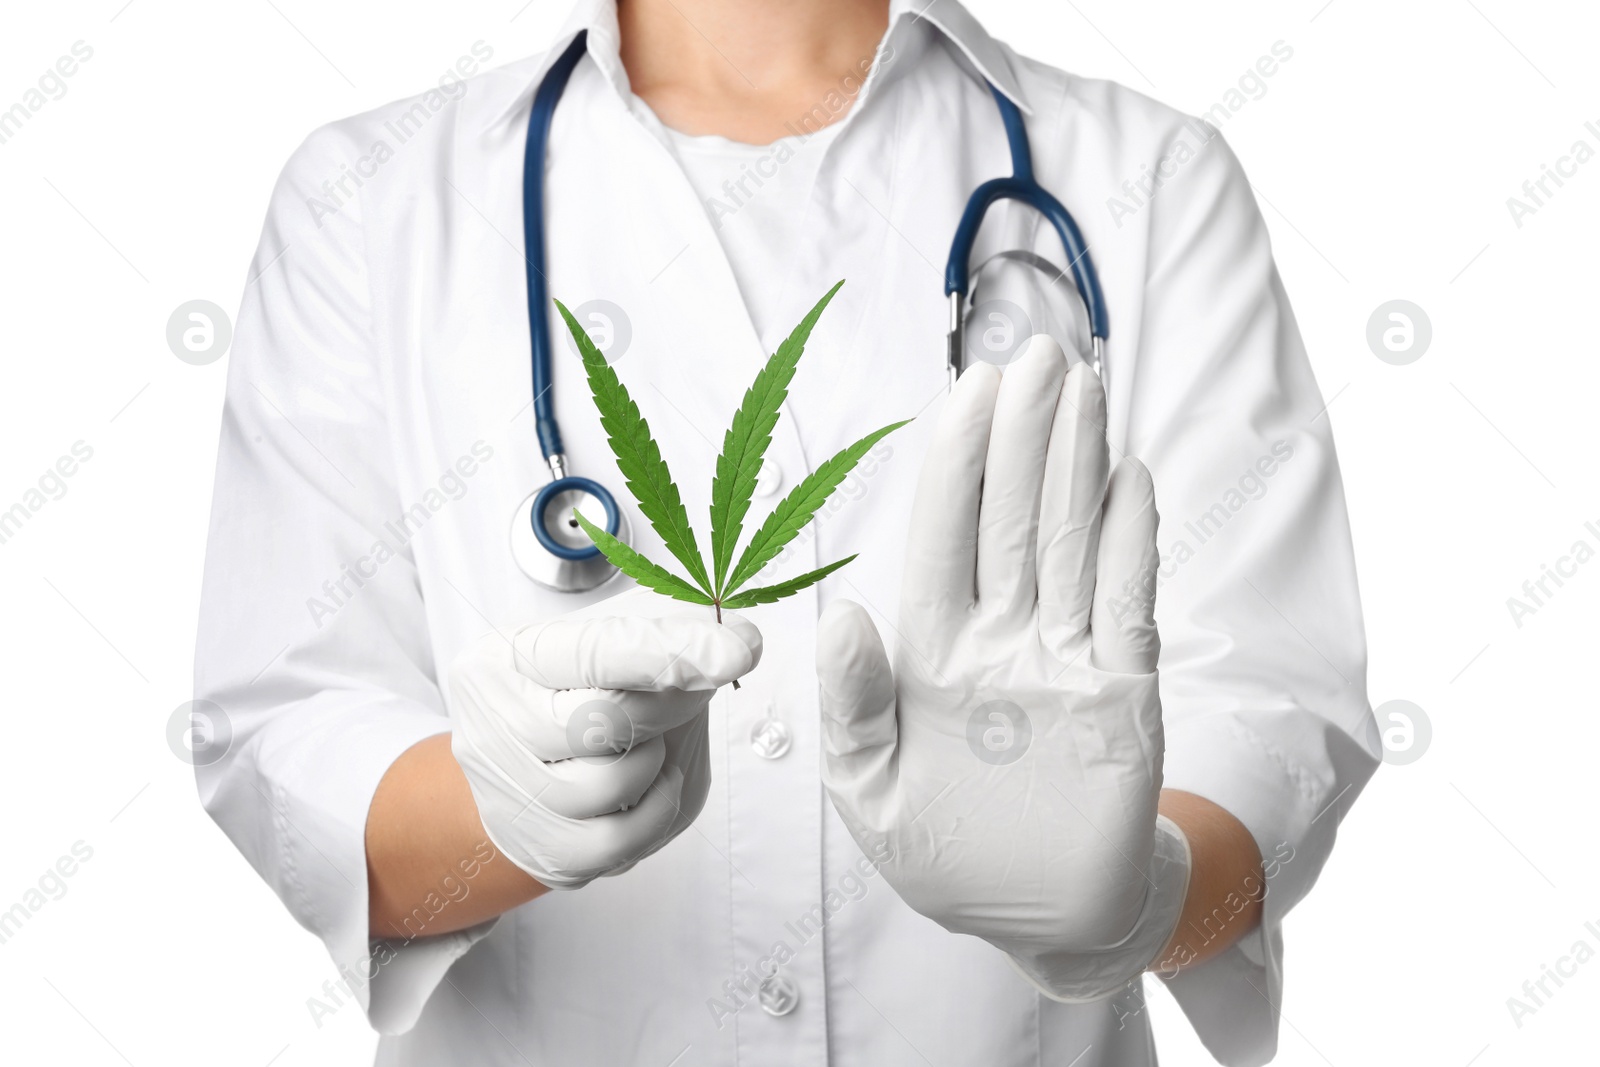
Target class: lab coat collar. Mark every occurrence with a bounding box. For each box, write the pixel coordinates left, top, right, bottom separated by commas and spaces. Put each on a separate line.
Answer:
892, 0, 1032, 114
481, 0, 1030, 132
481, 0, 628, 133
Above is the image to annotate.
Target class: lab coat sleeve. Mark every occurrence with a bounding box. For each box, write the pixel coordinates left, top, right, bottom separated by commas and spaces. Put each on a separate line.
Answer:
193, 122, 494, 1036
1122, 126, 1381, 1066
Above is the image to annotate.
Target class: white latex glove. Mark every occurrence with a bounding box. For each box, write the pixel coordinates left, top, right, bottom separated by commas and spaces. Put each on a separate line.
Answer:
449, 586, 761, 889
817, 336, 1190, 1001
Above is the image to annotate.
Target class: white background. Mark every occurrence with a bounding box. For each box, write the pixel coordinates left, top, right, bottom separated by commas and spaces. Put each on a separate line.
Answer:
1, 1, 1596, 1064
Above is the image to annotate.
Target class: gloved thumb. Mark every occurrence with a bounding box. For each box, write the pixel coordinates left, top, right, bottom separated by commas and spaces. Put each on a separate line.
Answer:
815, 600, 898, 786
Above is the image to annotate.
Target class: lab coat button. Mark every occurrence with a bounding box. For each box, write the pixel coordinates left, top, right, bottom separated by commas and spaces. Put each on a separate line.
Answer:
758, 973, 800, 1017
750, 717, 792, 759
754, 459, 783, 498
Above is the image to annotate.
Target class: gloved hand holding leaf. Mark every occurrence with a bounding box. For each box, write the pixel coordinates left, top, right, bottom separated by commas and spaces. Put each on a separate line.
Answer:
555, 281, 909, 626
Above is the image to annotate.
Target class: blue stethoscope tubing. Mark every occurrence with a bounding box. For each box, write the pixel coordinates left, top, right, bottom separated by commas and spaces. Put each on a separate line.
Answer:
519, 31, 1107, 581
943, 83, 1109, 384
522, 31, 623, 567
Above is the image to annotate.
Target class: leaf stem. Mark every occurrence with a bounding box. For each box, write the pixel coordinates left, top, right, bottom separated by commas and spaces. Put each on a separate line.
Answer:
714, 598, 741, 688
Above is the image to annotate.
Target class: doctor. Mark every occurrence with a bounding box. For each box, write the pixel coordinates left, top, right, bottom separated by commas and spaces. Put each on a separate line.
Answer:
195, 0, 1378, 1064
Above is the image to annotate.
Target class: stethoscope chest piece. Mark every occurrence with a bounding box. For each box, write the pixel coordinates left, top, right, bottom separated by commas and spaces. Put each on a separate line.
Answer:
510, 475, 630, 593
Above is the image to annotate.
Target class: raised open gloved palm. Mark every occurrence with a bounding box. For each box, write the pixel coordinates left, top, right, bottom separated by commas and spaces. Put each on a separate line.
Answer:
816, 336, 1190, 1000
449, 587, 761, 889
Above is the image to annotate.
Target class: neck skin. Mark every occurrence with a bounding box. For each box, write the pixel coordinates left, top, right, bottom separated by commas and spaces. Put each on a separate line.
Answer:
618, 0, 891, 143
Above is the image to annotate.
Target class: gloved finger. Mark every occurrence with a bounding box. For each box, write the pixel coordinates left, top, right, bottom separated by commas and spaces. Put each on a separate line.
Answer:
451, 639, 710, 760
976, 335, 1069, 622
511, 610, 762, 692
1089, 457, 1161, 674
816, 600, 898, 805
552, 687, 711, 758
487, 733, 667, 821
562, 740, 704, 879
1037, 360, 1111, 652
631, 711, 712, 858
901, 363, 1000, 647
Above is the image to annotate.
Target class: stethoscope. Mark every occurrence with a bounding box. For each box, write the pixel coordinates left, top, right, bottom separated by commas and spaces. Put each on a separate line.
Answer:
511, 31, 1108, 592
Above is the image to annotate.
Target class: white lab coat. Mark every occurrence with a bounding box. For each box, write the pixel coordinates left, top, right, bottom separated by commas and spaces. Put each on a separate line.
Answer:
194, 1, 1380, 1064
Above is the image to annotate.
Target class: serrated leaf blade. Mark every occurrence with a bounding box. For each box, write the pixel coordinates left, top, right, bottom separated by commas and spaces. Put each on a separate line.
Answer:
722, 556, 858, 609
724, 419, 912, 595
708, 280, 844, 596
572, 510, 714, 606
556, 299, 713, 596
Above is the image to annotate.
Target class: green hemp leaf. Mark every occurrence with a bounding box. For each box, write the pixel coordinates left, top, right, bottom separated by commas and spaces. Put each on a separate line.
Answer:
556, 280, 911, 629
